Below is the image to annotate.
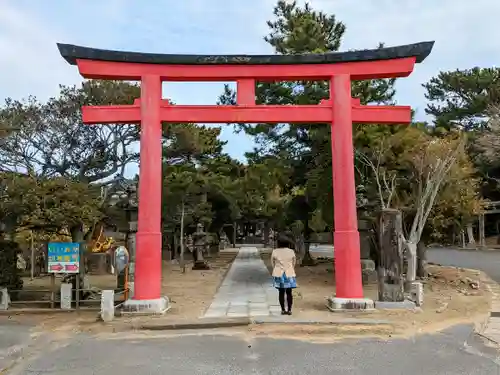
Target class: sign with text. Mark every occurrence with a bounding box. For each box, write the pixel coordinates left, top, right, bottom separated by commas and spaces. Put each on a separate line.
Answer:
47, 242, 80, 274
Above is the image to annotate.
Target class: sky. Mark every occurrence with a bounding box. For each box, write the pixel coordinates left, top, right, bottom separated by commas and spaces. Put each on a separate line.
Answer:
1, 0, 499, 163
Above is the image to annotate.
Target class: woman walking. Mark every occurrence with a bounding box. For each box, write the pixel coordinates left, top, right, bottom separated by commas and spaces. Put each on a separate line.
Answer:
271, 236, 297, 315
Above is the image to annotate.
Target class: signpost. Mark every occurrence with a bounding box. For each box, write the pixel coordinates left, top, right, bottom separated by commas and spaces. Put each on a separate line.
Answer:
47, 242, 81, 309
48, 242, 80, 274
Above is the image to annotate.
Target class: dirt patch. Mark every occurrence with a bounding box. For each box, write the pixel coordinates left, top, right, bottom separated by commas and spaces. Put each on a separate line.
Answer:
260, 251, 492, 338
3, 251, 237, 330
5, 250, 493, 343
246, 324, 395, 343
159, 251, 238, 320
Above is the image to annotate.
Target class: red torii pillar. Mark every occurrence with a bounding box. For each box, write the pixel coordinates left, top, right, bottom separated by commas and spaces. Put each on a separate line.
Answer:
58, 41, 433, 312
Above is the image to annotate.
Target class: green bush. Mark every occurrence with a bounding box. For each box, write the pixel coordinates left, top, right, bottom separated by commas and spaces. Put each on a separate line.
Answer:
0, 239, 23, 294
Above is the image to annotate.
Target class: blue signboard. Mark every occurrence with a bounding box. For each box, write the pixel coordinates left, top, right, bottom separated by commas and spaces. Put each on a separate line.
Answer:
47, 242, 80, 274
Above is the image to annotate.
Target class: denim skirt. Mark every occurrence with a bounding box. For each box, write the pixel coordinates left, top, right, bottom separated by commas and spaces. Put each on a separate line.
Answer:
272, 272, 297, 289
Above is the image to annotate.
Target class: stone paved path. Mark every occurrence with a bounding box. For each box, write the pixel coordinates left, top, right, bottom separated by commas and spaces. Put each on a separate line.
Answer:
203, 247, 281, 318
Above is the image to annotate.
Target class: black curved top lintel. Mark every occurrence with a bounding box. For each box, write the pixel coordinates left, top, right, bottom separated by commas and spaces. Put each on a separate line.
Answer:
57, 41, 434, 66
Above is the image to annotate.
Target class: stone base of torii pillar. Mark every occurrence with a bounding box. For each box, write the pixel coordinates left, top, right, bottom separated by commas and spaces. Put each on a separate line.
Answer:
121, 296, 171, 315
326, 297, 375, 312
118, 229, 171, 315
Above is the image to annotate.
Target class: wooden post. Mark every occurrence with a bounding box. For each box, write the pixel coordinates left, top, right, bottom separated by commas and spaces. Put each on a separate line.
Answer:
263, 222, 270, 248
378, 209, 405, 302
180, 200, 186, 273
232, 222, 237, 248
75, 274, 80, 310
50, 273, 56, 309
416, 241, 428, 278
124, 266, 129, 301
479, 213, 486, 248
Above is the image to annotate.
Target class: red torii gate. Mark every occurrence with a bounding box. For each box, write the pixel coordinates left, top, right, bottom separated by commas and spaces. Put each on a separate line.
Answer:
58, 41, 433, 312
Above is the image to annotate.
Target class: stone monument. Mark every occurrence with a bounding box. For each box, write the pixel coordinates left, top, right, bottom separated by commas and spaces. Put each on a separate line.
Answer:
358, 219, 377, 284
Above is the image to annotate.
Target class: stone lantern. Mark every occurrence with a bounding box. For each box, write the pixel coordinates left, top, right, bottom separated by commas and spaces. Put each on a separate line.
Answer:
356, 184, 377, 284
192, 223, 210, 270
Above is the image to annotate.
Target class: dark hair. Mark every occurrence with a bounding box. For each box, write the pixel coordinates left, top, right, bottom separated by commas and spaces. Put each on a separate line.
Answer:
276, 234, 293, 249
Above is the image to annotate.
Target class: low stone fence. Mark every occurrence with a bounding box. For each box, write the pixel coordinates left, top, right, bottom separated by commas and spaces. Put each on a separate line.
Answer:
0, 284, 127, 313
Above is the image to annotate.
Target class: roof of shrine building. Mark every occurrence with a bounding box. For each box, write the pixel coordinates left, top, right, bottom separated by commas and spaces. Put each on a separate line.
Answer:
57, 41, 434, 66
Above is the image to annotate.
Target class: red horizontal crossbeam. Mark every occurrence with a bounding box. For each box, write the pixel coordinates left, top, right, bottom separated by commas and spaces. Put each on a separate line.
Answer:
76, 57, 416, 81
82, 99, 411, 124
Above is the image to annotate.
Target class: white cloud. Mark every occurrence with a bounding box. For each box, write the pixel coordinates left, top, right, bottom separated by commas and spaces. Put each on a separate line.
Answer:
0, 3, 79, 101
306, 0, 500, 117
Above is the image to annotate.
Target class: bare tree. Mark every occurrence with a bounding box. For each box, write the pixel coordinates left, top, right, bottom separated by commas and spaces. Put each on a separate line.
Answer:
358, 129, 467, 283
403, 135, 466, 281
179, 199, 186, 273
0, 81, 141, 242
355, 139, 397, 209
0, 81, 139, 183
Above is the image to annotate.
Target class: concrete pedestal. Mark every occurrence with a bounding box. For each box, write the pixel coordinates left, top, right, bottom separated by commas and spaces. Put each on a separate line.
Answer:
121, 296, 170, 315
60, 283, 72, 310
101, 290, 115, 322
410, 281, 424, 306
0, 288, 9, 310
375, 300, 416, 310
327, 297, 374, 312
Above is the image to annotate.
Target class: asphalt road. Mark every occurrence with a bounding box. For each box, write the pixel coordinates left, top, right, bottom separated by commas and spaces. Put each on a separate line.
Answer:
427, 247, 500, 282
0, 321, 33, 372
3, 247, 500, 374
4, 325, 499, 375
310, 246, 500, 283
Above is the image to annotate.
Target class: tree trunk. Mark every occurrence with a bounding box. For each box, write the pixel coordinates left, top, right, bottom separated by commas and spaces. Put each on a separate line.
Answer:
192, 248, 198, 263
378, 209, 405, 302
180, 201, 186, 273
232, 222, 237, 247
294, 233, 305, 260
479, 214, 485, 248
301, 244, 316, 266
172, 230, 178, 260
416, 240, 427, 278
69, 223, 85, 302
70, 224, 85, 242
30, 230, 35, 280
263, 222, 270, 248
405, 241, 417, 288
301, 220, 316, 266
70, 223, 85, 276
466, 223, 476, 246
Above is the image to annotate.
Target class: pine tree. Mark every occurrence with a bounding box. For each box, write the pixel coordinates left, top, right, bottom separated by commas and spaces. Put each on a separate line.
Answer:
218, 0, 398, 235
